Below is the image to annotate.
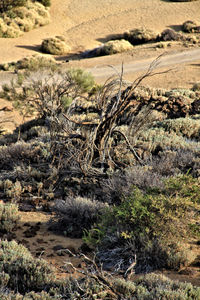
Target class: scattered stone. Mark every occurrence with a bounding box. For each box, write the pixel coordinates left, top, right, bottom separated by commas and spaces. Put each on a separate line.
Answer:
36, 247, 45, 252
20, 239, 30, 246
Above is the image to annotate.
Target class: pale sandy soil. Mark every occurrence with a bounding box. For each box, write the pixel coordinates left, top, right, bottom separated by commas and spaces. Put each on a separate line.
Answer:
0, 0, 199, 62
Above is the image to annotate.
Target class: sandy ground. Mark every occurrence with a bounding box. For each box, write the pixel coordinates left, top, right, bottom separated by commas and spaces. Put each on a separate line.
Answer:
13, 210, 199, 284
0, 0, 199, 62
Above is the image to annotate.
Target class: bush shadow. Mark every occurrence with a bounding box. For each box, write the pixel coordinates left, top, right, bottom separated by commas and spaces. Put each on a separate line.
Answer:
16, 44, 41, 53
96, 33, 124, 43
168, 24, 182, 32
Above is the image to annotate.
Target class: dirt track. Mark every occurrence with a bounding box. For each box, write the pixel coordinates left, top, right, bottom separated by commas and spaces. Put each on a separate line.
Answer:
86, 48, 200, 80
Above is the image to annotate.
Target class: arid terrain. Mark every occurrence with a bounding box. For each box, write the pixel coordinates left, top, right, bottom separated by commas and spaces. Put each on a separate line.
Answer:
0, 0, 200, 295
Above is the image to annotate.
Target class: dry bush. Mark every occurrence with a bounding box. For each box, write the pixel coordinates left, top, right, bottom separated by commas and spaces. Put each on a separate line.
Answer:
0, 55, 58, 72
159, 28, 183, 41
192, 82, 200, 91
123, 27, 159, 45
0, 291, 58, 300
94, 39, 133, 56
41, 36, 71, 55
49, 197, 108, 237
0, 0, 50, 38
182, 20, 200, 33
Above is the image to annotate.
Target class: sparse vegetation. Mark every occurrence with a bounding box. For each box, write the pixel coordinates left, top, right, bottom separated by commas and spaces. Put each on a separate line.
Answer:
0, 0, 199, 297
0, 6, 199, 293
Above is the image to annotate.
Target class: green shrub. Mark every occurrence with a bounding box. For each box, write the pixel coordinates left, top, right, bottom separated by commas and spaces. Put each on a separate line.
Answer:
0, 240, 55, 293
0, 203, 19, 233
67, 68, 95, 93
86, 175, 198, 271
0, 68, 96, 118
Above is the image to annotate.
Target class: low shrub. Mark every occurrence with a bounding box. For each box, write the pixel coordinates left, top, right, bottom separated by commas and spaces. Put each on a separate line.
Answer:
0, 55, 58, 72
93, 39, 133, 56
192, 82, 200, 91
0, 240, 55, 293
0, 291, 60, 300
112, 274, 200, 299
0, 203, 19, 233
49, 197, 108, 237
123, 27, 158, 45
182, 20, 200, 33
155, 117, 200, 140
159, 29, 183, 41
41, 37, 71, 55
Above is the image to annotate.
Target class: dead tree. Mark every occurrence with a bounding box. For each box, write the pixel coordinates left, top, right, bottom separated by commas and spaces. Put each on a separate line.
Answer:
63, 55, 172, 172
